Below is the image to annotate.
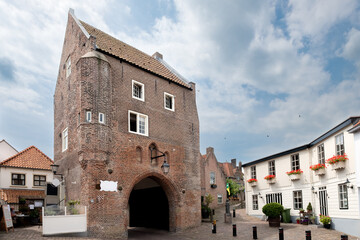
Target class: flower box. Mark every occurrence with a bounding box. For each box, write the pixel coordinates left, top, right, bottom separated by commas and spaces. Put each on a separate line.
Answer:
249, 181, 257, 187
331, 161, 345, 170
289, 174, 301, 181
210, 184, 217, 188
267, 178, 276, 184
315, 168, 326, 176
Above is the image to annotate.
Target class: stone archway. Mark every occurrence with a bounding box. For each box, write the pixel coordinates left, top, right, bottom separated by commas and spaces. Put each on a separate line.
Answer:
125, 172, 180, 233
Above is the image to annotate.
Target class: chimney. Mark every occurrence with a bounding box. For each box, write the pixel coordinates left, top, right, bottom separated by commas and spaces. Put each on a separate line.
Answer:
231, 159, 236, 168
206, 147, 214, 155
152, 52, 163, 60
238, 161, 242, 170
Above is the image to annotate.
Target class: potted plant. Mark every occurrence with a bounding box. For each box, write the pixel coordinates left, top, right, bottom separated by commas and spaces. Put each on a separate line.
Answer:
319, 214, 331, 229
201, 194, 213, 219
327, 154, 348, 170
310, 163, 326, 175
29, 209, 40, 224
67, 200, 80, 215
262, 202, 284, 227
296, 218, 300, 224
299, 208, 305, 213
286, 169, 303, 180
306, 202, 312, 213
247, 178, 258, 187
264, 175, 276, 184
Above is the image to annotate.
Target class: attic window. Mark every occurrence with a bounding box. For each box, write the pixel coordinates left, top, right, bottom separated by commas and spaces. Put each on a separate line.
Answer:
132, 80, 144, 101
66, 57, 71, 78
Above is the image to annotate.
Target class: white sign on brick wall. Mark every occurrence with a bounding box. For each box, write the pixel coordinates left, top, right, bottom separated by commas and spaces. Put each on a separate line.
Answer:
100, 180, 118, 192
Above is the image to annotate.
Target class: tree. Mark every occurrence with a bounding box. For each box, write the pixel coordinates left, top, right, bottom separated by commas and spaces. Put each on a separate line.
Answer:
226, 179, 240, 197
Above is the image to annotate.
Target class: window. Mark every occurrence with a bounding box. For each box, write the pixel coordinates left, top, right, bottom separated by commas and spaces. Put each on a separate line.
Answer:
62, 128, 68, 152
339, 184, 348, 209
291, 154, 300, 171
210, 172, 216, 184
293, 190, 303, 210
252, 195, 258, 210
86, 111, 92, 123
217, 194, 223, 204
128, 110, 148, 136
335, 133, 345, 156
99, 113, 105, 124
34, 175, 46, 186
12, 174, 25, 185
164, 92, 175, 111
132, 80, 144, 101
266, 193, 282, 205
318, 144, 325, 164
251, 166, 256, 179
66, 57, 71, 78
268, 160, 275, 176
47, 184, 58, 196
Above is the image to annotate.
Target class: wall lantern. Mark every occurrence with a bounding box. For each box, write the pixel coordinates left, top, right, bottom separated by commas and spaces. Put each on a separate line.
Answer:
50, 164, 63, 180
345, 178, 354, 189
149, 147, 170, 174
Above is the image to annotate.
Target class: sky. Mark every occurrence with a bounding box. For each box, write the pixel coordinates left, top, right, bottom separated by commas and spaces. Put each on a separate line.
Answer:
0, 0, 360, 164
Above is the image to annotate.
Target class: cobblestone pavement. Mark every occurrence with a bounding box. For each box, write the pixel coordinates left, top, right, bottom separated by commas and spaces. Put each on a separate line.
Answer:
0, 208, 358, 240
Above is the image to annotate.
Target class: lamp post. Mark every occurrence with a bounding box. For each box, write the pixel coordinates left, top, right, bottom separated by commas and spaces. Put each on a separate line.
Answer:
149, 147, 170, 174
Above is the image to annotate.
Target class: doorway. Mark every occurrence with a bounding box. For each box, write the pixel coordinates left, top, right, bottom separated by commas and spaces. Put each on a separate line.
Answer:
128, 177, 169, 230
319, 186, 328, 216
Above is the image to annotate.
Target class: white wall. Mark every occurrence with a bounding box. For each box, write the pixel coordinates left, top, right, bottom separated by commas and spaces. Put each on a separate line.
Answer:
0, 141, 18, 162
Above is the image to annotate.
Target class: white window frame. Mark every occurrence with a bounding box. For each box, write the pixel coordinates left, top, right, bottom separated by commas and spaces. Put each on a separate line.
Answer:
132, 80, 145, 101
252, 195, 258, 210
99, 113, 105, 124
210, 172, 216, 184
164, 92, 175, 111
128, 110, 148, 136
293, 190, 303, 210
86, 111, 92, 123
251, 166, 256, 179
268, 160, 275, 176
339, 184, 348, 209
291, 154, 300, 171
335, 133, 345, 156
62, 128, 68, 152
318, 143, 325, 164
217, 194, 223, 204
66, 57, 71, 78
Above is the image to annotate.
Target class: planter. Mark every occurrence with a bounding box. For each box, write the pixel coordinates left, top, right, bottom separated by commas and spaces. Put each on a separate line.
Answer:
289, 174, 301, 181
267, 178, 276, 184
324, 223, 331, 229
249, 181, 257, 187
268, 216, 281, 227
331, 161, 345, 170
210, 184, 217, 188
296, 219, 300, 224
314, 168, 326, 176
201, 209, 210, 219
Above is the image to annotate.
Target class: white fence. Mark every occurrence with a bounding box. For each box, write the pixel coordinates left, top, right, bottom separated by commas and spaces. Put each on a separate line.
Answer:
42, 205, 87, 236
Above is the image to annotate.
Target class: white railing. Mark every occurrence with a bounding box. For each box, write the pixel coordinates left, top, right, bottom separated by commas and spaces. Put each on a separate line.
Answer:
42, 205, 87, 236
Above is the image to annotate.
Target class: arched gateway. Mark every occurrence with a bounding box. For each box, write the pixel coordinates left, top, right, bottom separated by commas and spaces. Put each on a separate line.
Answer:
126, 172, 180, 233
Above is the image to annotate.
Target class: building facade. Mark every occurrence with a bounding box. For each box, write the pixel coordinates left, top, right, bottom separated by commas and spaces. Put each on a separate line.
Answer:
219, 159, 245, 204
0, 146, 58, 210
54, 10, 201, 239
0, 140, 18, 162
243, 117, 360, 238
200, 147, 227, 209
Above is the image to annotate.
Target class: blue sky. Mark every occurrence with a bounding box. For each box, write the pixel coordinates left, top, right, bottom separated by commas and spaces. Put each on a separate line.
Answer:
0, 0, 360, 164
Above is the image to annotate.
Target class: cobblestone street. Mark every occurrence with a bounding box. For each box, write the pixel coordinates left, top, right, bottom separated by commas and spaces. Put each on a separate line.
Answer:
0, 208, 358, 240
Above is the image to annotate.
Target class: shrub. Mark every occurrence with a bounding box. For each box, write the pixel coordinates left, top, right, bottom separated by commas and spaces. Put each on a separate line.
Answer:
262, 202, 284, 218
319, 214, 331, 224
307, 202, 312, 211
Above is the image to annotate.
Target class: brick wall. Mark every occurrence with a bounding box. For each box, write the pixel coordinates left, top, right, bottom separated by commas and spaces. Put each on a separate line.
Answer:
54, 11, 201, 239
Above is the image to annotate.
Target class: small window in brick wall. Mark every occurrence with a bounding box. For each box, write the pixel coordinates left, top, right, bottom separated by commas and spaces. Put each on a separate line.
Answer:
99, 113, 105, 124
86, 111, 92, 123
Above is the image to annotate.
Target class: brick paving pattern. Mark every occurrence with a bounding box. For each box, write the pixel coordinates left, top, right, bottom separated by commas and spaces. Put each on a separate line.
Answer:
0, 208, 358, 239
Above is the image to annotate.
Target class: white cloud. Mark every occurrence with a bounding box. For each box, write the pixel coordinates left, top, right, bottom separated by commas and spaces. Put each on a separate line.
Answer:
339, 28, 360, 68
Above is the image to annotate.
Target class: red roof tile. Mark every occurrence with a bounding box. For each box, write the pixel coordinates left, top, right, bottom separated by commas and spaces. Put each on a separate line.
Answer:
0, 146, 53, 170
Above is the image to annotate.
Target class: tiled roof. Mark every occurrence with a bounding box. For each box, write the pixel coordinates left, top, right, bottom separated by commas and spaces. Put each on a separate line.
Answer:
0, 189, 45, 203
221, 162, 235, 178
79, 20, 191, 89
0, 146, 53, 170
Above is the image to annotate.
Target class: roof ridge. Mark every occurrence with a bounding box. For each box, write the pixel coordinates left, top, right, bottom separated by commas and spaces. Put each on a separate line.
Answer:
0, 145, 53, 166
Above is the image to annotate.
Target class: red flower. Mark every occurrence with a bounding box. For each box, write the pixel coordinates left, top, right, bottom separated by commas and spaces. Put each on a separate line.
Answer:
286, 169, 303, 175
264, 175, 276, 180
326, 154, 348, 165
310, 163, 326, 171
247, 178, 258, 183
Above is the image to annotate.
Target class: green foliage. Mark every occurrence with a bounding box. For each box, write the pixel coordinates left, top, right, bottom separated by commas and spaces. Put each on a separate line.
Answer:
226, 179, 240, 196
67, 200, 81, 215
306, 202, 312, 211
204, 194, 214, 207
262, 203, 284, 218
320, 215, 331, 225
29, 209, 39, 218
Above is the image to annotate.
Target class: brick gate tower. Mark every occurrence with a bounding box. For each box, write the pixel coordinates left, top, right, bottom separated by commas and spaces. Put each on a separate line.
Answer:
54, 9, 201, 239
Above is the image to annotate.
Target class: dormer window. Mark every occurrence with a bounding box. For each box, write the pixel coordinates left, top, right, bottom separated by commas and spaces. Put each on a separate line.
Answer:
132, 80, 144, 101
66, 57, 71, 78
164, 92, 175, 111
